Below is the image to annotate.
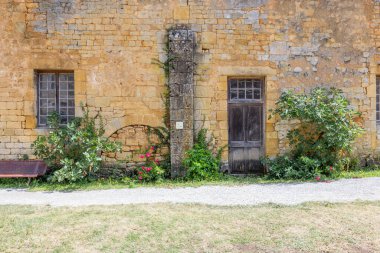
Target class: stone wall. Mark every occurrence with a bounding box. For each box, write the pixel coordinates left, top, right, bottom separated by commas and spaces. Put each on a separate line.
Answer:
0, 0, 380, 163
107, 125, 166, 168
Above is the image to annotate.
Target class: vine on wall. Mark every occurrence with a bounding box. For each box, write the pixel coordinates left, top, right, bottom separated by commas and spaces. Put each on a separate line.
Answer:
152, 36, 176, 129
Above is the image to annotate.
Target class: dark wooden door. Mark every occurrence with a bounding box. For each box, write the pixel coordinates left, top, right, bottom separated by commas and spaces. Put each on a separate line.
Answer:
228, 79, 264, 174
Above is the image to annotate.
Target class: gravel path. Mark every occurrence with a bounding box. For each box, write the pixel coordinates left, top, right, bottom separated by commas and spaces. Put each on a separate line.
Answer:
0, 178, 380, 207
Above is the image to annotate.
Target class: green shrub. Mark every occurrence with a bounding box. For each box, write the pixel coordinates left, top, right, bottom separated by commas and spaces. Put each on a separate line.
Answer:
263, 155, 335, 179
136, 164, 164, 182
183, 129, 223, 181
340, 155, 361, 171
266, 87, 363, 179
32, 108, 121, 182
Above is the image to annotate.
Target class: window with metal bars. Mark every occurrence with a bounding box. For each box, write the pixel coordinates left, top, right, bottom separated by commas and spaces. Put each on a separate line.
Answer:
37, 71, 75, 127
228, 78, 263, 102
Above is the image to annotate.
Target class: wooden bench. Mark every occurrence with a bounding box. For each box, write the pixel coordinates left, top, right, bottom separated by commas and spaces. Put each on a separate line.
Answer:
0, 160, 48, 183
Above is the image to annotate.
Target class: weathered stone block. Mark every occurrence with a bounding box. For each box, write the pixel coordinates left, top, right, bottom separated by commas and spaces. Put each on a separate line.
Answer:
173, 6, 190, 20
25, 116, 36, 129
202, 32, 216, 45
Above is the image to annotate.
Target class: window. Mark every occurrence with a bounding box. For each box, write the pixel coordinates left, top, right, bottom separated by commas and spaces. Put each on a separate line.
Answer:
37, 72, 75, 127
377, 76, 380, 123
228, 78, 263, 102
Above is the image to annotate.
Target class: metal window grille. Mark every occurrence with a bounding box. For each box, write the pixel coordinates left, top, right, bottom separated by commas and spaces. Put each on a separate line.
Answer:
228, 79, 263, 102
37, 72, 75, 127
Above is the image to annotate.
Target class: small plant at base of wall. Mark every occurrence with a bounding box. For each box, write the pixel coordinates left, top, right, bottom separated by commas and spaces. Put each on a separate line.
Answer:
135, 146, 165, 182
183, 129, 225, 181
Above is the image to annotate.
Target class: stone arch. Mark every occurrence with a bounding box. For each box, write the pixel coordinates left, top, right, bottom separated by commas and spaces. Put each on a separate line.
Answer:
104, 116, 163, 138
106, 124, 167, 163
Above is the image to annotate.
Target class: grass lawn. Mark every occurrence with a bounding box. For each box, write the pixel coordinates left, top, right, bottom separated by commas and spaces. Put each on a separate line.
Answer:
0, 202, 379, 252
0, 170, 379, 192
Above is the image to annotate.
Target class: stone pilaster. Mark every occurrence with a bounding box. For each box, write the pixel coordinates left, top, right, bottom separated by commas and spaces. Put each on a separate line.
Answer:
169, 25, 195, 178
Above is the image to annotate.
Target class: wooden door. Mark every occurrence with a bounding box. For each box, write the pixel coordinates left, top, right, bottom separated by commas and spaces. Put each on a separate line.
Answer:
228, 78, 264, 174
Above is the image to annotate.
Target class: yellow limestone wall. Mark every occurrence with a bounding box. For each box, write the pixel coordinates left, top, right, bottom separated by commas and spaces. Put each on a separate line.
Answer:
0, 0, 380, 163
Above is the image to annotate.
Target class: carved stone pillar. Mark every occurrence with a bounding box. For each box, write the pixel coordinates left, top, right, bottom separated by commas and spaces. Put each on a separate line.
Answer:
168, 25, 195, 178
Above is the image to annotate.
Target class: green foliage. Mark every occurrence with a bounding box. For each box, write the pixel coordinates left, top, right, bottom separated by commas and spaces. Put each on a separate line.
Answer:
135, 146, 165, 182
340, 155, 361, 171
17, 154, 29, 161
136, 164, 165, 182
32, 107, 121, 182
183, 129, 223, 181
146, 126, 171, 177
262, 155, 335, 180
150, 34, 173, 176
267, 87, 364, 179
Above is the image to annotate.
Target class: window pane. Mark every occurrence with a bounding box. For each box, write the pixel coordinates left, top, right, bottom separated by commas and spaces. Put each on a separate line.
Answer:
59, 74, 68, 81
230, 90, 237, 100
40, 74, 48, 82
60, 101, 68, 107
48, 99, 56, 107
246, 89, 253, 99
48, 74, 55, 82
230, 80, 237, 89
238, 80, 245, 89
61, 82, 68, 90
254, 89, 261, 99
60, 108, 67, 115
48, 90, 56, 97
48, 108, 56, 114
60, 92, 68, 99
58, 73, 75, 125
68, 108, 75, 116
39, 117, 47, 126
40, 99, 47, 107
254, 80, 261, 89
49, 82, 56, 90
40, 108, 47, 115
40, 82, 48, 90
68, 82, 74, 90
38, 73, 56, 127
238, 90, 245, 99
40, 91, 48, 98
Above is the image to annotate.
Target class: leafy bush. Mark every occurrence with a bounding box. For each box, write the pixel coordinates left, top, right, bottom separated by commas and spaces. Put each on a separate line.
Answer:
340, 155, 361, 172
136, 164, 164, 182
32, 108, 121, 182
262, 155, 335, 180
183, 129, 223, 181
135, 146, 165, 182
266, 87, 363, 179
